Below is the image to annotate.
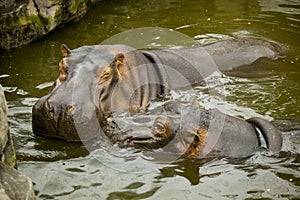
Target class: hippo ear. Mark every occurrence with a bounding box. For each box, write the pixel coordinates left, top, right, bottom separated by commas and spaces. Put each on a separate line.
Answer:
114, 53, 125, 68
113, 53, 126, 75
61, 44, 71, 57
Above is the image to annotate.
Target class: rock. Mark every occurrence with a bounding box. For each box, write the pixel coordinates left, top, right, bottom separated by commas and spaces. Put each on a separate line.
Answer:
35, 0, 90, 31
0, 0, 46, 49
0, 189, 10, 200
1, 131, 16, 168
0, 84, 8, 151
0, 163, 36, 200
0, 85, 36, 199
0, 85, 15, 168
0, 0, 90, 49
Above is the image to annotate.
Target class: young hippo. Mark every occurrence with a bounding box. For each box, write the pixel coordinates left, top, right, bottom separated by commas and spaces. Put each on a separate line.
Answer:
106, 100, 283, 158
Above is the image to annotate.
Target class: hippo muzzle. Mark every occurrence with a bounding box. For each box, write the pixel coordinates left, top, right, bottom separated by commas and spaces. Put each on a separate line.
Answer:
32, 87, 103, 141
32, 96, 78, 141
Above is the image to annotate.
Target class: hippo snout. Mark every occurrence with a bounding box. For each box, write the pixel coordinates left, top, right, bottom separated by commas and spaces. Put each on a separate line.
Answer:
32, 96, 101, 141
32, 96, 80, 141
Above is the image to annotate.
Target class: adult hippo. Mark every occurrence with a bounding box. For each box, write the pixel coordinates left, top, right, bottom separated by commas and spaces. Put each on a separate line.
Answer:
106, 100, 283, 158
32, 38, 285, 141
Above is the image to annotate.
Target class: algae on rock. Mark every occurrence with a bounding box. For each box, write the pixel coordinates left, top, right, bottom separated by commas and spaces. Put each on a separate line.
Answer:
0, 0, 90, 50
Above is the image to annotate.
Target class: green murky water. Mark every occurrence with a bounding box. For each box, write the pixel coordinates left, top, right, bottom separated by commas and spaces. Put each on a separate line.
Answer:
1, 0, 300, 199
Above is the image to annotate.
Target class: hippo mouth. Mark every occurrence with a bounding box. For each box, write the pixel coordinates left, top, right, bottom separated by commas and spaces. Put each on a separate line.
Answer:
122, 131, 174, 149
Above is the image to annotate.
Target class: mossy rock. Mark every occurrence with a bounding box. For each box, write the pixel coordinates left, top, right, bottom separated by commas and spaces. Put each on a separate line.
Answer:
70, 0, 90, 18
0, 0, 46, 49
1, 0, 91, 49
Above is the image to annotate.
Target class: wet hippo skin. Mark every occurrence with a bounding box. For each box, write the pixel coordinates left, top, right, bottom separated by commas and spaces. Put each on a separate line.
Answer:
106, 100, 283, 158
32, 38, 285, 141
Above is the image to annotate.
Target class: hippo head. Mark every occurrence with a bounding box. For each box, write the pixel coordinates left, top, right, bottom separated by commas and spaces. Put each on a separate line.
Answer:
105, 115, 177, 149
33, 45, 101, 141
32, 44, 164, 141
105, 101, 208, 155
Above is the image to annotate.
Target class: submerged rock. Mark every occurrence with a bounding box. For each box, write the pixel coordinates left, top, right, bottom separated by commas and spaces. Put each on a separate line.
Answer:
0, 85, 36, 199
0, 0, 90, 49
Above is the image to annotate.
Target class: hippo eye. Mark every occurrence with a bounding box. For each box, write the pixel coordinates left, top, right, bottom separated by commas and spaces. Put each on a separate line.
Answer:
99, 69, 112, 84
154, 122, 166, 137
101, 72, 111, 79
